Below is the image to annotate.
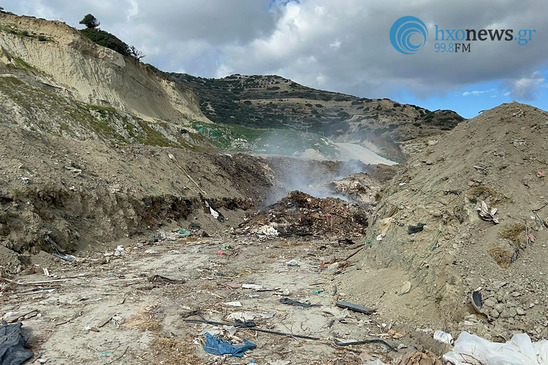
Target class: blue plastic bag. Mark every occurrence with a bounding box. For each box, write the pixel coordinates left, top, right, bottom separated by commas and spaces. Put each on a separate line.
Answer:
203, 332, 256, 357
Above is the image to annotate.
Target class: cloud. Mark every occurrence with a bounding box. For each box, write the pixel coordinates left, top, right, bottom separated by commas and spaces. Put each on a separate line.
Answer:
3, 0, 548, 103
503, 71, 545, 100
463, 89, 496, 96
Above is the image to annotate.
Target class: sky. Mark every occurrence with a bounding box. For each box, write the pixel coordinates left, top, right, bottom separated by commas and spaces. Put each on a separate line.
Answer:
2, 0, 547, 118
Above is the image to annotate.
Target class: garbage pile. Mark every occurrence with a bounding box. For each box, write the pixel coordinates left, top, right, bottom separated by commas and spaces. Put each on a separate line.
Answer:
239, 191, 368, 237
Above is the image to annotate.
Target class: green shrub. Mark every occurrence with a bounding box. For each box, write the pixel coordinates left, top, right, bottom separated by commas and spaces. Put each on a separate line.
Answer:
80, 28, 131, 57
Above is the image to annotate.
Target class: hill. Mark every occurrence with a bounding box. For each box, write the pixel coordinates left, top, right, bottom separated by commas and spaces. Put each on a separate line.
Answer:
339, 102, 548, 342
171, 73, 464, 160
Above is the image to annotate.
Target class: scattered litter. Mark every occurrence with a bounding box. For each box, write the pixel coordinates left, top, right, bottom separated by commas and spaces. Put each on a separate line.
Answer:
443, 331, 548, 365
184, 316, 320, 340
203, 332, 256, 358
444, 190, 459, 195
0, 321, 34, 365
433, 330, 454, 345
512, 110, 524, 118
242, 284, 269, 291
471, 289, 483, 314
477, 201, 499, 224
52, 253, 75, 262
227, 312, 257, 323
407, 222, 426, 234
200, 194, 225, 223
256, 225, 279, 237
336, 301, 375, 314
64, 165, 82, 174
217, 250, 226, 256
285, 260, 301, 267
224, 301, 243, 307
528, 234, 536, 243
279, 298, 319, 308
114, 245, 128, 256
148, 275, 185, 285
334, 338, 397, 352
537, 171, 546, 178
177, 228, 191, 237
312, 289, 324, 294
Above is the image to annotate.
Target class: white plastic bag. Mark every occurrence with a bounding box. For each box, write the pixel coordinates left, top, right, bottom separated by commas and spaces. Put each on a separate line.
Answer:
443, 331, 548, 365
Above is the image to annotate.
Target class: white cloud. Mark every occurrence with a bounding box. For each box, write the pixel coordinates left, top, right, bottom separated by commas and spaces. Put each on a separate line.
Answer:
503, 71, 545, 100
2, 0, 548, 101
126, 0, 139, 21
462, 88, 495, 96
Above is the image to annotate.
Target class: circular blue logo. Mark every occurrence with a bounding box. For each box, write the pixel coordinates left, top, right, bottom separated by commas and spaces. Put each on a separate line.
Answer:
390, 16, 428, 54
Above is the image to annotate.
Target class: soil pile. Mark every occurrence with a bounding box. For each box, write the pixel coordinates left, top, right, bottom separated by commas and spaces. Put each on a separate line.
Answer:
339, 102, 548, 341
0, 127, 277, 275
331, 173, 382, 205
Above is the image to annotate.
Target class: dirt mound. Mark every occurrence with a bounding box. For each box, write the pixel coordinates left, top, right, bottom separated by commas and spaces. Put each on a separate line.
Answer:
239, 190, 369, 237
339, 102, 548, 340
0, 127, 277, 274
331, 173, 382, 205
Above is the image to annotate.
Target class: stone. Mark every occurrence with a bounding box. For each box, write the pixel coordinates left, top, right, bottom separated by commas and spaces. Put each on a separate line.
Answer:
501, 307, 517, 319
516, 307, 526, 316
494, 303, 505, 313
400, 281, 412, 295
483, 298, 496, 308
490, 309, 500, 318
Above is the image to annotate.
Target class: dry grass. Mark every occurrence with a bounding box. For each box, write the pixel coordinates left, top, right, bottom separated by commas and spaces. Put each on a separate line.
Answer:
125, 305, 162, 332
487, 246, 514, 268
151, 336, 203, 364
499, 223, 526, 247
466, 185, 507, 203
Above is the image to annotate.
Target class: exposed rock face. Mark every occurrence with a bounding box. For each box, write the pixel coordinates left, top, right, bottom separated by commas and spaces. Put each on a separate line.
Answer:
0, 12, 207, 124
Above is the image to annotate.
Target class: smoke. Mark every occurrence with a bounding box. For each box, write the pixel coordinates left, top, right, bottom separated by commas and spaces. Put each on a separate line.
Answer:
263, 156, 367, 206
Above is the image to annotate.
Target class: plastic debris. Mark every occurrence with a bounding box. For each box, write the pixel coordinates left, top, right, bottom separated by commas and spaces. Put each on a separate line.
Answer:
433, 330, 454, 345
114, 245, 128, 256
537, 171, 545, 178
0, 321, 34, 365
336, 301, 375, 314
279, 298, 319, 308
52, 253, 75, 262
408, 223, 426, 234
471, 289, 483, 314
224, 301, 242, 307
217, 250, 225, 256
203, 332, 256, 357
443, 331, 548, 365
528, 234, 536, 243
241, 284, 267, 291
177, 228, 191, 237
477, 201, 499, 224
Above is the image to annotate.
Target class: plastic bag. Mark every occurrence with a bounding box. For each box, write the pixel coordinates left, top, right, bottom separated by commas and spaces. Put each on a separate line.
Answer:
443, 331, 548, 365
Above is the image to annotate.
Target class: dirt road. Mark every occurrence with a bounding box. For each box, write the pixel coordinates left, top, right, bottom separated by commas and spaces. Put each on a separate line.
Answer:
1, 232, 420, 364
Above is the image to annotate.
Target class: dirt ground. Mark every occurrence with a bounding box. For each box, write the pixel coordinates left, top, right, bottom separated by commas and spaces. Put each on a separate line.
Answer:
1, 230, 442, 364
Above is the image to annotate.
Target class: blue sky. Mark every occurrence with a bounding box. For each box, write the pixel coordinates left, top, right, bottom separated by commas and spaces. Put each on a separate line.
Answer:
396, 73, 548, 118
3, 0, 547, 119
